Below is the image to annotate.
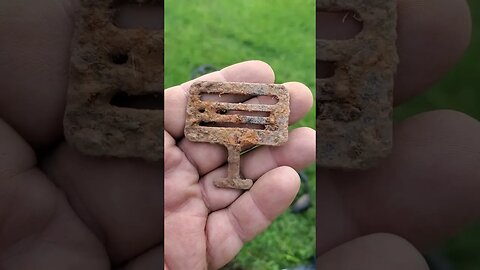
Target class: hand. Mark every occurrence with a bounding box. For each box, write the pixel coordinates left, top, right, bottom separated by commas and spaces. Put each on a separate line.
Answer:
317, 0, 479, 269
0, 3, 315, 269
163, 61, 315, 269
1, 1, 165, 269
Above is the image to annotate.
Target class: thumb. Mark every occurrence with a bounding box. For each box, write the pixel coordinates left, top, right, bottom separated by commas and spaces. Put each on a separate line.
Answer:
318, 233, 429, 270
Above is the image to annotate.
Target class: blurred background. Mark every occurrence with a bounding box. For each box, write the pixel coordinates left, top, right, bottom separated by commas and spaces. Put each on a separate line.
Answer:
165, 0, 316, 269
165, 0, 479, 269
395, 1, 479, 269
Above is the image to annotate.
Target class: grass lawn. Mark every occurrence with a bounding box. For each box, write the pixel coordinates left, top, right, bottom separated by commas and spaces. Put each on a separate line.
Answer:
395, 0, 480, 269
164, 0, 316, 269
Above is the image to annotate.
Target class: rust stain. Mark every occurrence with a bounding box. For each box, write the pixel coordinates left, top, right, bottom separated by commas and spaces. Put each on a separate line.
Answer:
64, 0, 164, 161
317, 0, 398, 169
185, 81, 290, 190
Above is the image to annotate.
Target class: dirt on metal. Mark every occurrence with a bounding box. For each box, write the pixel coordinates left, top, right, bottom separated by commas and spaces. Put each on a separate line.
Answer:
185, 81, 290, 189
64, 0, 164, 161
317, 0, 398, 169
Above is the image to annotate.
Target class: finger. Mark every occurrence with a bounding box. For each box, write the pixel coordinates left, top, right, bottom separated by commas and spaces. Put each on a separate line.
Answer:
178, 82, 313, 175
317, 110, 480, 254
1, 0, 471, 148
205, 166, 300, 269
0, 118, 36, 177
164, 60, 275, 139
0, 119, 108, 269
317, 0, 471, 105
394, 0, 471, 104
318, 234, 429, 270
200, 127, 315, 212
284, 82, 315, 123
0, 0, 80, 147
43, 143, 164, 264
164, 131, 201, 214
119, 245, 163, 270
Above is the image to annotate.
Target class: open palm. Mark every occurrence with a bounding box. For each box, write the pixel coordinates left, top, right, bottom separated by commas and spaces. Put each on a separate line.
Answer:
1, 0, 479, 269
164, 61, 315, 269
0, 1, 316, 269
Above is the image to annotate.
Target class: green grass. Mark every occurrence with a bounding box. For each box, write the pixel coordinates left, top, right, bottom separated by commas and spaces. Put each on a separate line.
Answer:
443, 225, 480, 270
395, 1, 480, 269
164, 0, 316, 269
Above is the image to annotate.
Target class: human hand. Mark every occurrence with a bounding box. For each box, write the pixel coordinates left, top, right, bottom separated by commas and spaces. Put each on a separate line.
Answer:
163, 61, 315, 269
317, 0, 479, 269
0, 1, 164, 269
0, 1, 315, 269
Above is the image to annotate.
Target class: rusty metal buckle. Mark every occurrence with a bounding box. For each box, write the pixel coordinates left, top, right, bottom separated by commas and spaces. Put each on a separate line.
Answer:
316, 0, 398, 169
64, 0, 164, 161
185, 81, 290, 189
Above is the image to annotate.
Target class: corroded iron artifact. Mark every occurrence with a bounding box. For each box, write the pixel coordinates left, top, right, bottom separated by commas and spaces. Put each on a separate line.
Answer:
317, 0, 398, 169
185, 81, 290, 189
64, 0, 164, 161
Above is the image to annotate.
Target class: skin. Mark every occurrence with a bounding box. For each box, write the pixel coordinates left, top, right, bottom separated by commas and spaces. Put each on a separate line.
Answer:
164, 63, 315, 269
0, 0, 477, 270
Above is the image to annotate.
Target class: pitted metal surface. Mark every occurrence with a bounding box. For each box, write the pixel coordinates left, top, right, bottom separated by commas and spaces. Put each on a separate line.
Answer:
64, 0, 164, 161
317, 0, 398, 169
185, 81, 290, 189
